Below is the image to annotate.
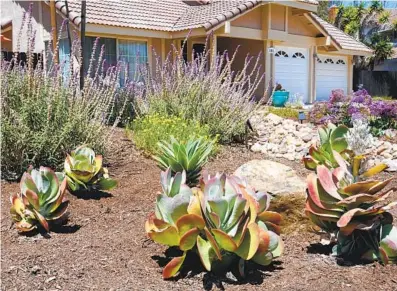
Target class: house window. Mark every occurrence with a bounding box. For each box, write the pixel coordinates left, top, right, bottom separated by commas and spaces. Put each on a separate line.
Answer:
324, 58, 334, 64
118, 39, 148, 82
275, 50, 288, 57
317, 58, 323, 63
59, 38, 70, 75
84, 36, 117, 76
292, 52, 305, 59
336, 59, 345, 65
192, 43, 205, 60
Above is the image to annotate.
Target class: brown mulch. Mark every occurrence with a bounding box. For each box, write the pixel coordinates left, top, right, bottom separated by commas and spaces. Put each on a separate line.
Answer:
1, 129, 397, 291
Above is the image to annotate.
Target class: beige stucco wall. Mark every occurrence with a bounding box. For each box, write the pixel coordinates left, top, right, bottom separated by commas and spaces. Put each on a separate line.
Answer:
217, 37, 266, 99
288, 10, 317, 37
270, 4, 286, 31
1, 30, 13, 51
231, 8, 262, 29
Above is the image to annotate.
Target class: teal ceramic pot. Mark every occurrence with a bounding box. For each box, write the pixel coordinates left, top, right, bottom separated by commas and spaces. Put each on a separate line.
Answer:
272, 91, 290, 107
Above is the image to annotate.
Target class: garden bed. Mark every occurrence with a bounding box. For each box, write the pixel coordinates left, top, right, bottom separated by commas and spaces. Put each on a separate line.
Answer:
1, 128, 397, 290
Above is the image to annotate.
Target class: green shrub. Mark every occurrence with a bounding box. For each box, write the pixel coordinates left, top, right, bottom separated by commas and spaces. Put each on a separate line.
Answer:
1, 13, 124, 180
127, 114, 218, 156
133, 39, 264, 143
267, 107, 300, 119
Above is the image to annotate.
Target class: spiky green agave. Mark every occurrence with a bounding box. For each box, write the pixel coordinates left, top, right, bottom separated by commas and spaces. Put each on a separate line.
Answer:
154, 136, 214, 186
64, 146, 117, 192
10, 166, 69, 232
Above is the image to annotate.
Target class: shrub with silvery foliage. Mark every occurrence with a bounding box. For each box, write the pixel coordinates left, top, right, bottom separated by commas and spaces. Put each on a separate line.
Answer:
345, 118, 375, 155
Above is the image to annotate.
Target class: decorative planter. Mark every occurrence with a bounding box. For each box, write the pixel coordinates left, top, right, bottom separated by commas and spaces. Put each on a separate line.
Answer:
272, 91, 290, 107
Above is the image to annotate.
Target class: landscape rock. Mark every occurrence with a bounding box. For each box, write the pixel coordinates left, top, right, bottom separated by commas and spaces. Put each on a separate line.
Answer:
383, 159, 397, 172
234, 160, 306, 195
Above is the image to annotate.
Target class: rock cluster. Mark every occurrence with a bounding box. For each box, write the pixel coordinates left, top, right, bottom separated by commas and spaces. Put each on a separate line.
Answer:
249, 112, 397, 171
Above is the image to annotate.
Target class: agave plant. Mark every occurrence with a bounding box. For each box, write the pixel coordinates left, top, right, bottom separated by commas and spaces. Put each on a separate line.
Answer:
154, 136, 214, 186
303, 123, 350, 171
305, 153, 397, 263
64, 146, 117, 192
146, 169, 283, 279
10, 166, 69, 232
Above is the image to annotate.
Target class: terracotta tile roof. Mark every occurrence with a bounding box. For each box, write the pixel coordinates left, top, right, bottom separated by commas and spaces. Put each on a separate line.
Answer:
55, 0, 317, 31
309, 13, 373, 54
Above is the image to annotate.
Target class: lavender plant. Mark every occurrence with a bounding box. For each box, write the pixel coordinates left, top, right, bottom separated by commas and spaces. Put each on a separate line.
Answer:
133, 37, 265, 143
1, 6, 125, 179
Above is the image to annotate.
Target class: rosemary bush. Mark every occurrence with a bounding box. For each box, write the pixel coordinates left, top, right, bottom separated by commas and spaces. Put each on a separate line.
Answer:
134, 39, 264, 143
1, 8, 124, 179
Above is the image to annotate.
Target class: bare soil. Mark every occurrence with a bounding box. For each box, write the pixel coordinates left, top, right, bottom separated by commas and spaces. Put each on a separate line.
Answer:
1, 129, 397, 291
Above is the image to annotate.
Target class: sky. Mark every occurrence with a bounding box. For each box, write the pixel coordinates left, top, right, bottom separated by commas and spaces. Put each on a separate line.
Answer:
328, 1, 397, 8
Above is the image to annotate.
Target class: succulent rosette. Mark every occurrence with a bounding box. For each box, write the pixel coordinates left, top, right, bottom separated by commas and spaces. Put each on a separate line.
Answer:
305, 151, 397, 263
64, 146, 117, 192
146, 169, 283, 279
10, 166, 69, 233
303, 123, 350, 171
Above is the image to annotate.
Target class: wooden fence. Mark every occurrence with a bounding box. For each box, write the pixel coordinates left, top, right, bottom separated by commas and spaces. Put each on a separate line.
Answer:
353, 70, 397, 99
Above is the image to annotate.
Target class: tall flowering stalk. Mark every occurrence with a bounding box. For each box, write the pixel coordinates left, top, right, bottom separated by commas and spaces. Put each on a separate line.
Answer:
133, 35, 265, 143
1, 7, 126, 179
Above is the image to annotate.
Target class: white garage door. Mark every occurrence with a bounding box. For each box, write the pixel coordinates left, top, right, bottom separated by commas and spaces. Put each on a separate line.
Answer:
275, 46, 309, 103
316, 55, 348, 101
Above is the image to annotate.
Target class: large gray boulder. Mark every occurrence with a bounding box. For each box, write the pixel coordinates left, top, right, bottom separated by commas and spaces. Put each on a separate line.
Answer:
234, 159, 306, 196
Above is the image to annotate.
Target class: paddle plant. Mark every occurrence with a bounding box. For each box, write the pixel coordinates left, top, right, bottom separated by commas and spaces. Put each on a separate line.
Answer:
145, 169, 283, 279
64, 146, 117, 192
154, 137, 214, 186
303, 123, 350, 171
305, 152, 397, 263
10, 166, 69, 233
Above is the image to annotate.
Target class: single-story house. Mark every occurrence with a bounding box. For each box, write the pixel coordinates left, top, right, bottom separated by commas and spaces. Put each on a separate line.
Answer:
1, 0, 373, 102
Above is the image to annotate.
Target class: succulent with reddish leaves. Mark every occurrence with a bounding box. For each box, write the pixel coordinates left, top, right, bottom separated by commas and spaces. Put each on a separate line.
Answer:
305, 152, 397, 263
10, 166, 69, 233
303, 123, 350, 171
145, 169, 283, 279
64, 146, 117, 192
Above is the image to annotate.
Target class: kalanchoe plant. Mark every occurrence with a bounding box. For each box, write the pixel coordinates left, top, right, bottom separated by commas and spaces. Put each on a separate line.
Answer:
145, 169, 283, 279
305, 152, 397, 263
10, 166, 69, 233
64, 146, 117, 192
154, 136, 214, 186
303, 123, 349, 171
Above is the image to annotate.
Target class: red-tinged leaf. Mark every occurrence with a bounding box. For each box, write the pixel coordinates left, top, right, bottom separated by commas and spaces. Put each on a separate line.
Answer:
337, 208, 380, 228
235, 223, 260, 260
162, 252, 186, 279
257, 228, 270, 253
379, 247, 389, 265
176, 214, 205, 236
368, 178, 393, 194
233, 217, 250, 247
336, 194, 380, 207
332, 167, 345, 183
339, 221, 362, 236
343, 181, 382, 195
305, 198, 341, 221
48, 201, 69, 220
306, 174, 343, 212
204, 228, 222, 260
32, 209, 49, 232
148, 225, 179, 246
257, 211, 282, 225
208, 212, 220, 228
303, 157, 317, 170
10, 195, 26, 216
15, 220, 36, 232
179, 228, 200, 251
305, 210, 338, 232
211, 229, 238, 252
317, 166, 343, 200
332, 151, 348, 172
265, 221, 281, 235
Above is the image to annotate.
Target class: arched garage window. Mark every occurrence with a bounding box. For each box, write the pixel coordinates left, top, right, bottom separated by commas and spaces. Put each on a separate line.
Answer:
317, 58, 323, 63
275, 50, 288, 57
292, 52, 305, 59
324, 58, 334, 64
336, 59, 346, 65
